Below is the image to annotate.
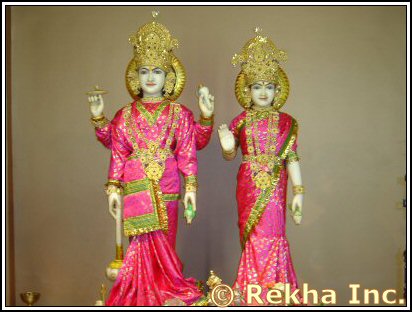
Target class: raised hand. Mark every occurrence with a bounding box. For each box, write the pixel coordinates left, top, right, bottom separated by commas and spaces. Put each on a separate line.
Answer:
197, 85, 214, 118
218, 124, 236, 152
88, 94, 105, 118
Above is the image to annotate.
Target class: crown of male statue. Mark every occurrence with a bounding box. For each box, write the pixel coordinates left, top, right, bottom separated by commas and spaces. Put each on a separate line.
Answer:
129, 11, 179, 72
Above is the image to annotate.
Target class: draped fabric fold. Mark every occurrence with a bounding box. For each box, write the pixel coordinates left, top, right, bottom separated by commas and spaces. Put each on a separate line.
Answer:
106, 231, 203, 306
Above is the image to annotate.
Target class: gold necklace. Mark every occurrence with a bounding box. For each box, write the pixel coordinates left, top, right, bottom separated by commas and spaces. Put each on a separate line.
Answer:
124, 100, 175, 181
251, 104, 274, 112
141, 96, 164, 102
245, 110, 280, 190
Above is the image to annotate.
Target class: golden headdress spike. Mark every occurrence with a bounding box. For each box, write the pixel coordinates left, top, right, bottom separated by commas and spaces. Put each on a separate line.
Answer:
152, 10, 159, 19
254, 26, 262, 34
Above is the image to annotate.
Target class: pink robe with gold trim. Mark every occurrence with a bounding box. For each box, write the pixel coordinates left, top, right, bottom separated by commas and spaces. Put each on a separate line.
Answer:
105, 100, 203, 306
95, 111, 213, 151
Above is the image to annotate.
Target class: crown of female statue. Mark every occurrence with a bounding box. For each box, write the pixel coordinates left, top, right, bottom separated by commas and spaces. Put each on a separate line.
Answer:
129, 11, 178, 72
232, 27, 288, 85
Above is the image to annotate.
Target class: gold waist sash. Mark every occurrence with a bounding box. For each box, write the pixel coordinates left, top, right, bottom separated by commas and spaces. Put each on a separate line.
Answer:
242, 154, 284, 166
127, 147, 173, 161
124, 178, 180, 201
122, 177, 180, 237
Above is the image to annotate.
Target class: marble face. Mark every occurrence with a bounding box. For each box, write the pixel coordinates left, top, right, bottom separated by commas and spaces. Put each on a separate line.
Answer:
138, 66, 166, 97
250, 81, 276, 108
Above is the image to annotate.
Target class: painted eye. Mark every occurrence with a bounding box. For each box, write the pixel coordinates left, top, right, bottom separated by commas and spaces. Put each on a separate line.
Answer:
267, 85, 275, 90
139, 69, 148, 75
252, 85, 261, 90
154, 69, 163, 74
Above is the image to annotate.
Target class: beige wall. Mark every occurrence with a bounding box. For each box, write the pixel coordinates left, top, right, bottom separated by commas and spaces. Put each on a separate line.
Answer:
10, 6, 406, 306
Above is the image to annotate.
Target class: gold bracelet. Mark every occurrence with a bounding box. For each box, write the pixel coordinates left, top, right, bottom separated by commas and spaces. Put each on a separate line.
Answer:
91, 115, 106, 121
106, 179, 123, 187
105, 185, 123, 195
199, 114, 214, 126
91, 115, 109, 128
222, 147, 236, 160
185, 175, 198, 193
105, 180, 123, 195
105, 185, 124, 196
292, 185, 305, 195
287, 151, 300, 163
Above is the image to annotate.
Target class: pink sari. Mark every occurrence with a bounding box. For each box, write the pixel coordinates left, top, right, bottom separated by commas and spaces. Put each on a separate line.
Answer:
230, 109, 302, 305
105, 100, 204, 306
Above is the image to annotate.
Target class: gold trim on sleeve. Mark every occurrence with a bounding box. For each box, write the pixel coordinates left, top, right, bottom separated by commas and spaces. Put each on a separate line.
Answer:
199, 114, 214, 126
185, 175, 198, 193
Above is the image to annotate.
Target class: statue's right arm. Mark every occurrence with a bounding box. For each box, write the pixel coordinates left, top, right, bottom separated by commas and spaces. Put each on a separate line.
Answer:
106, 109, 131, 219
95, 123, 113, 150
88, 94, 112, 149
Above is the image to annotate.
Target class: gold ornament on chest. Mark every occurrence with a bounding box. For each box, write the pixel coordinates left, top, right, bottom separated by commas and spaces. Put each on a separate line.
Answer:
125, 101, 181, 182
245, 110, 281, 190
142, 142, 165, 181
144, 160, 165, 181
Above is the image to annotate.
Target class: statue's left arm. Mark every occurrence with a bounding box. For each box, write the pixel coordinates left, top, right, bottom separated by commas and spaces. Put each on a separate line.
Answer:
194, 115, 214, 150
195, 85, 215, 150
175, 106, 198, 224
286, 119, 304, 225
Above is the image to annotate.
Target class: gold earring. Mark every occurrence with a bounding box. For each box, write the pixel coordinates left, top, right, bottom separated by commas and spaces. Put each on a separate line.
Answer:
273, 86, 281, 110
242, 87, 252, 108
127, 69, 141, 95
164, 72, 176, 97
131, 78, 141, 94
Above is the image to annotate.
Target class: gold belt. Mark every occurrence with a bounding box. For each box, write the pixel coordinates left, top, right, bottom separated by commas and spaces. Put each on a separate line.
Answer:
242, 154, 283, 166
127, 147, 173, 161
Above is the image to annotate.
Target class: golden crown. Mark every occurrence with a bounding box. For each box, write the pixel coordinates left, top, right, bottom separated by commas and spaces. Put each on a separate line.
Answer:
232, 27, 288, 85
128, 11, 178, 72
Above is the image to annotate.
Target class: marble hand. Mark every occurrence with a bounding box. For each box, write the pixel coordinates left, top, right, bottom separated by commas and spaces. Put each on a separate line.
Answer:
108, 192, 122, 221
88, 94, 105, 118
197, 85, 214, 118
183, 191, 197, 224
218, 124, 236, 152
290, 194, 303, 225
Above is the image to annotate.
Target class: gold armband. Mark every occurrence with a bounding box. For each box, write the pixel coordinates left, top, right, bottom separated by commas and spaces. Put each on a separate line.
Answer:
199, 114, 214, 126
91, 115, 109, 128
292, 185, 305, 195
185, 175, 198, 193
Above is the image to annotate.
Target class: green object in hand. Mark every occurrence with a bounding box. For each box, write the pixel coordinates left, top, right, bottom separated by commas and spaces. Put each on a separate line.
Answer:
184, 202, 197, 220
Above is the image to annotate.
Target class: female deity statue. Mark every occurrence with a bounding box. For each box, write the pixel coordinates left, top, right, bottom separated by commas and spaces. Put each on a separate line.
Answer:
89, 13, 214, 306
218, 29, 304, 305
